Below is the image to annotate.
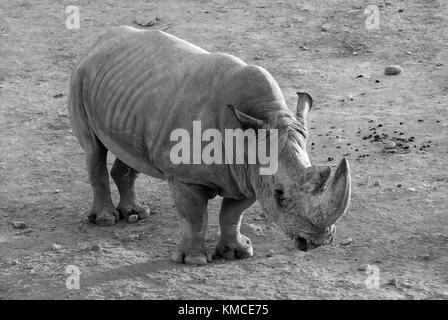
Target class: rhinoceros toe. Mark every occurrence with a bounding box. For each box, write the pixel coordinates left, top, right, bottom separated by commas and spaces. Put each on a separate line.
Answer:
215, 235, 254, 260
87, 208, 118, 226
170, 250, 213, 265
117, 204, 150, 222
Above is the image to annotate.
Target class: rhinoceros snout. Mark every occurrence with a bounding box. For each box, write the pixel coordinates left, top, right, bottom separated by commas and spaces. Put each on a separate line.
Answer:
295, 225, 336, 251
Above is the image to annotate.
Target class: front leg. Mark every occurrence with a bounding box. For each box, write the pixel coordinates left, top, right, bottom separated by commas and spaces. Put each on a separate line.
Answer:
169, 181, 212, 265
216, 197, 255, 260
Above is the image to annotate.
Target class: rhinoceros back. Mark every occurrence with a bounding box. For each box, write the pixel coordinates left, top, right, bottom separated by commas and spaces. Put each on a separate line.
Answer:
69, 26, 246, 180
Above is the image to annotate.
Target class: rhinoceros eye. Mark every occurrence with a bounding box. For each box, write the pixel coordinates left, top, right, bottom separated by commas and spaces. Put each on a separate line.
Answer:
274, 188, 287, 206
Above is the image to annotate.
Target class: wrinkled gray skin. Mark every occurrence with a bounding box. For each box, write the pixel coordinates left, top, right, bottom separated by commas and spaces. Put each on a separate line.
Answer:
68, 26, 351, 265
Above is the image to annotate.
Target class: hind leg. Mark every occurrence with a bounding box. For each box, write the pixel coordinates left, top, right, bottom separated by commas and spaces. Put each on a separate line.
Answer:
85, 143, 119, 226
110, 158, 150, 222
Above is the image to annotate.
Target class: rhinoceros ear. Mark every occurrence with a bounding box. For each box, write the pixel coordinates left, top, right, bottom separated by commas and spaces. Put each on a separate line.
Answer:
227, 104, 264, 129
295, 92, 313, 121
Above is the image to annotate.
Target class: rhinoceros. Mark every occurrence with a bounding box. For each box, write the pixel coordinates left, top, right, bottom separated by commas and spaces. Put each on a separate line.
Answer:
68, 26, 351, 265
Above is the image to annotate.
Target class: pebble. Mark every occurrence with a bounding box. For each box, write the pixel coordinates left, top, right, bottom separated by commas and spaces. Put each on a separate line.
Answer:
388, 278, 398, 286
339, 237, 353, 246
12, 221, 27, 229
128, 214, 139, 223
386, 141, 396, 149
373, 180, 381, 186
266, 250, 275, 257
51, 243, 62, 251
128, 234, 141, 241
385, 65, 403, 75
87, 243, 103, 252
134, 16, 161, 27
357, 264, 367, 271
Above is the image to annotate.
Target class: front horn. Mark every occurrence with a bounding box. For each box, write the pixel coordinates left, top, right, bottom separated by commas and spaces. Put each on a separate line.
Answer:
313, 158, 351, 228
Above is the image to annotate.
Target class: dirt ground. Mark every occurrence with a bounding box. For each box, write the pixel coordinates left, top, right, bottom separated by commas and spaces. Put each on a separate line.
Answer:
1, 0, 447, 300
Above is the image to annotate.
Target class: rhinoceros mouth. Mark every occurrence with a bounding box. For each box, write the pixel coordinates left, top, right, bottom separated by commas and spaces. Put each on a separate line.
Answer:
294, 225, 335, 251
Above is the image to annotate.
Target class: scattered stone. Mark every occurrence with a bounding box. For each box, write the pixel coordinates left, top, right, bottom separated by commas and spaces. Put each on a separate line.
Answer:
12, 221, 27, 229
385, 141, 396, 149
397, 184, 402, 188
51, 243, 62, 251
128, 214, 138, 224
54, 189, 60, 194
87, 243, 103, 252
9, 259, 19, 266
406, 187, 416, 192
15, 228, 33, 236
373, 180, 380, 187
128, 233, 141, 241
388, 278, 398, 286
385, 65, 403, 75
357, 264, 367, 271
339, 237, 353, 246
266, 250, 275, 257
134, 16, 161, 27
53, 93, 64, 98
400, 281, 412, 289
328, 157, 334, 161
321, 24, 329, 32
375, 79, 381, 83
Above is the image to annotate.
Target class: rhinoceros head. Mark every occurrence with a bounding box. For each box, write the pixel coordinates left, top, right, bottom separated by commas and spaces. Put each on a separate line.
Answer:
231, 92, 351, 251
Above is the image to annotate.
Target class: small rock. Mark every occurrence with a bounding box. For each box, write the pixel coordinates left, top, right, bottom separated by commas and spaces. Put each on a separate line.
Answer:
388, 278, 398, 286
400, 281, 412, 289
321, 24, 329, 32
54, 189, 60, 194
53, 93, 64, 98
339, 237, 353, 246
385, 65, 403, 75
373, 180, 380, 186
357, 264, 367, 271
266, 250, 275, 257
128, 233, 140, 241
128, 214, 138, 224
406, 187, 416, 192
51, 243, 62, 251
385, 141, 396, 149
15, 228, 33, 236
328, 157, 334, 161
87, 243, 103, 252
12, 221, 27, 229
134, 16, 161, 27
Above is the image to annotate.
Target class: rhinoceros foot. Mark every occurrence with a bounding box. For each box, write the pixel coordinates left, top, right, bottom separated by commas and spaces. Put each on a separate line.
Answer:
87, 206, 119, 226
171, 250, 213, 266
215, 234, 253, 260
117, 203, 150, 223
